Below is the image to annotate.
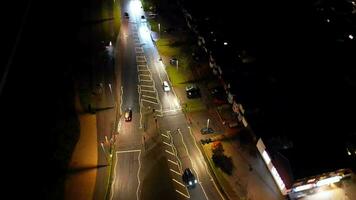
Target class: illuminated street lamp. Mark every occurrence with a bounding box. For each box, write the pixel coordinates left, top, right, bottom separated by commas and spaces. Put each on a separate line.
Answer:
158, 23, 161, 38
100, 142, 109, 164
223, 42, 228, 46
348, 34, 354, 40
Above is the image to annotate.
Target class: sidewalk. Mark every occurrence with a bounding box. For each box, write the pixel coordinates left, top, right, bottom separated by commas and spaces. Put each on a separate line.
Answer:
174, 85, 284, 200
64, 95, 99, 200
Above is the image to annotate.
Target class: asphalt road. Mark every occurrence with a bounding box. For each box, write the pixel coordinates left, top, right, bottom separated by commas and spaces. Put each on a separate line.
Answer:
110, 0, 225, 199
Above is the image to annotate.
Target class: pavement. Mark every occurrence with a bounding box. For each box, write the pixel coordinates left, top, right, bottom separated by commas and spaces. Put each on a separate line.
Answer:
170, 62, 285, 200
64, 95, 100, 200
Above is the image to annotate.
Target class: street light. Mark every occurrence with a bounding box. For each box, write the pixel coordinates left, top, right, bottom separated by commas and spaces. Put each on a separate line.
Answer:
158, 23, 161, 38
100, 142, 109, 164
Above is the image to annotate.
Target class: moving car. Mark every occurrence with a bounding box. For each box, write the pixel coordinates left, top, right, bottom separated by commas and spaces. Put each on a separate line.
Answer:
163, 81, 170, 92
124, 108, 132, 121
182, 168, 197, 188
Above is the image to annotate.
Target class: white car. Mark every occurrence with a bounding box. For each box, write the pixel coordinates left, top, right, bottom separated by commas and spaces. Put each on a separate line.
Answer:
163, 81, 170, 92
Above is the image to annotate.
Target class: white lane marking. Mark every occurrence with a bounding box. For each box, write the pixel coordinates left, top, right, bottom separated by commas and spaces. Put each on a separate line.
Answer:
163, 141, 172, 146
135, 47, 144, 53
187, 127, 225, 200
110, 150, 142, 200
140, 85, 154, 88
139, 101, 143, 129
172, 178, 186, 188
116, 149, 141, 154
168, 159, 178, 166
175, 189, 190, 199
117, 120, 122, 132
140, 89, 155, 93
178, 129, 209, 200
161, 133, 169, 138
167, 131, 183, 173
120, 86, 123, 115
139, 80, 153, 82
138, 69, 149, 72
136, 56, 146, 62
139, 74, 151, 77
142, 94, 157, 100
170, 168, 181, 176
165, 149, 175, 156
141, 98, 158, 105
137, 64, 147, 68
136, 150, 142, 200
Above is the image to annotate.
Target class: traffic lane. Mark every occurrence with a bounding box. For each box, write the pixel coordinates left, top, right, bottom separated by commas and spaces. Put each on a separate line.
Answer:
111, 150, 141, 200
159, 114, 224, 200
161, 130, 191, 199
139, 34, 181, 112
121, 22, 140, 111
116, 114, 142, 150
161, 129, 207, 200
177, 126, 223, 200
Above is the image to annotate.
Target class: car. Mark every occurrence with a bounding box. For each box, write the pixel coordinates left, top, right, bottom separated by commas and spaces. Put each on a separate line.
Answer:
163, 81, 170, 92
186, 84, 201, 98
141, 15, 146, 22
124, 108, 132, 121
210, 86, 226, 104
169, 57, 178, 65
124, 12, 129, 18
182, 168, 197, 188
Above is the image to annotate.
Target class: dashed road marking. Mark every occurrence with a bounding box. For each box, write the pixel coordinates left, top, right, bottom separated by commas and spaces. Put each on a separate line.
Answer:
165, 149, 175, 156
170, 168, 181, 176
172, 178, 186, 188
140, 89, 155, 93
141, 98, 158, 105
175, 189, 190, 199
116, 149, 141, 154
163, 141, 172, 146
141, 94, 157, 100
168, 159, 178, 165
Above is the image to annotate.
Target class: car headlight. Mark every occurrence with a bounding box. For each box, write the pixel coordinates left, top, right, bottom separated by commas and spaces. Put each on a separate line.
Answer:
189, 181, 192, 185
194, 179, 197, 183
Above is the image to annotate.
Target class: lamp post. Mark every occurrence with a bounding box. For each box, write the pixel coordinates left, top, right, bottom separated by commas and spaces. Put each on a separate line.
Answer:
100, 142, 109, 165
176, 59, 179, 71
158, 23, 161, 38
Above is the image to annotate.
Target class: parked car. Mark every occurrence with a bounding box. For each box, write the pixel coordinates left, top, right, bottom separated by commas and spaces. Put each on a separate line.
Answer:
186, 84, 201, 98
182, 168, 197, 188
124, 108, 132, 121
124, 12, 129, 18
141, 15, 146, 22
210, 86, 226, 104
170, 57, 178, 65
